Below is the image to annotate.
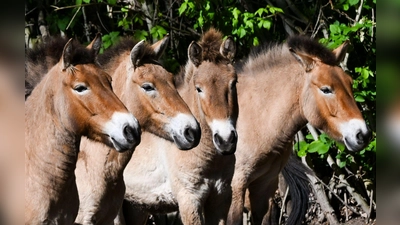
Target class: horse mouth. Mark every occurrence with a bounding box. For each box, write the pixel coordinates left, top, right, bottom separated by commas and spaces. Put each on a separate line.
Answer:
109, 135, 140, 152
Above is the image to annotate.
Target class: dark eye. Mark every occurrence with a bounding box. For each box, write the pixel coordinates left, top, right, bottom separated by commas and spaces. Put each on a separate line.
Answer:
74, 85, 88, 93
320, 86, 333, 94
141, 83, 155, 92
195, 86, 203, 93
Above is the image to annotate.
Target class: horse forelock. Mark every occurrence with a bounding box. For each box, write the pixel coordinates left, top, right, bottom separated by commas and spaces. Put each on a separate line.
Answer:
287, 35, 337, 65
198, 28, 230, 64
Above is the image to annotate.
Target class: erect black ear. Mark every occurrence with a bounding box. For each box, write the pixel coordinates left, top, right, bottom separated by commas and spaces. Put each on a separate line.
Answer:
130, 40, 146, 70
220, 36, 236, 61
86, 33, 102, 56
61, 38, 74, 70
188, 41, 203, 67
151, 33, 170, 60
289, 47, 315, 72
332, 40, 350, 64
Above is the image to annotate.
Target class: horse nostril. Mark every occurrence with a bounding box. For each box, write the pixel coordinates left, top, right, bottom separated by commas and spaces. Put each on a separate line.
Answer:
214, 133, 223, 146
123, 125, 135, 143
228, 130, 237, 144
356, 129, 372, 144
184, 127, 195, 143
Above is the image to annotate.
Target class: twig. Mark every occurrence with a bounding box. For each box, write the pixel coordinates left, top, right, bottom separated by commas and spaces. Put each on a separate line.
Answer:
368, 189, 373, 220
312, 168, 361, 216
82, 6, 91, 42
353, 0, 364, 26
66, 6, 81, 31
279, 186, 289, 225
96, 10, 109, 33
297, 129, 339, 225
344, 193, 349, 221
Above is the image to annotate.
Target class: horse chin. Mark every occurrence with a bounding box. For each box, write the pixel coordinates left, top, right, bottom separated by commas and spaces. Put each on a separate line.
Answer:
172, 134, 200, 151
214, 143, 237, 155
109, 136, 139, 152
343, 137, 367, 152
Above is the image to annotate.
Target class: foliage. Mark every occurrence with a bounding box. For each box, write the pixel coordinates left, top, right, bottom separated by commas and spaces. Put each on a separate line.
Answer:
25, 0, 376, 223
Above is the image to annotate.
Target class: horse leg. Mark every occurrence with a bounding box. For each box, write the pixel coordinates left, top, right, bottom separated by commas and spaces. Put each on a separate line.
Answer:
248, 177, 278, 225
226, 182, 246, 225
176, 192, 204, 225
204, 187, 232, 225
120, 200, 149, 225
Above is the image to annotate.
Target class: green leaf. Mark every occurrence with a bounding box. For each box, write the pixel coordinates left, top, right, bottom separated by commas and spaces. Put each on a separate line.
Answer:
349, 0, 359, 6
307, 140, 325, 153
330, 24, 340, 34
76, 0, 82, 5
343, 3, 349, 11
263, 20, 271, 29
133, 30, 148, 41
179, 2, 187, 16
232, 8, 241, 20
253, 37, 259, 46
107, 0, 116, 5
338, 160, 347, 168
317, 144, 330, 155
355, 95, 365, 102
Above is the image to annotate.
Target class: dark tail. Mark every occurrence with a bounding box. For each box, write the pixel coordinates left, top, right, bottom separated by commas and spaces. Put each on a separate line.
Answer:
281, 153, 313, 225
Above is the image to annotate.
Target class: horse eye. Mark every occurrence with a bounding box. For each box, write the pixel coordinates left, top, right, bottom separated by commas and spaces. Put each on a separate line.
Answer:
141, 83, 155, 92
74, 85, 88, 93
195, 86, 203, 93
320, 86, 333, 94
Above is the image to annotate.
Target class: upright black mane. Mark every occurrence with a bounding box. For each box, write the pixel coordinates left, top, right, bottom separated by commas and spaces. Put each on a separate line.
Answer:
287, 35, 337, 66
235, 35, 337, 73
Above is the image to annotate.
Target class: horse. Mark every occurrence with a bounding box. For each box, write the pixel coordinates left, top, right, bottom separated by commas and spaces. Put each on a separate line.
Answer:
25, 35, 141, 224
118, 28, 238, 225
226, 35, 371, 225
74, 34, 202, 225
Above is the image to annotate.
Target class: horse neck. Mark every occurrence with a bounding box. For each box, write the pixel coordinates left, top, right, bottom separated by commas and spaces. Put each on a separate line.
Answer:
106, 52, 131, 97
25, 79, 79, 193
238, 52, 308, 146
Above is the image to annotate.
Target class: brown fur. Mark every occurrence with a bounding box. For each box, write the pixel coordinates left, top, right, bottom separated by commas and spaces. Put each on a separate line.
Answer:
119, 28, 238, 225
74, 35, 201, 225
25, 37, 139, 224
227, 36, 371, 225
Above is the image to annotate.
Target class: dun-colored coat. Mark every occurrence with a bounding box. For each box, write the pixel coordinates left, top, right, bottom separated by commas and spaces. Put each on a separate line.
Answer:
119, 28, 238, 225
25, 36, 140, 224
227, 36, 371, 225
74, 35, 201, 225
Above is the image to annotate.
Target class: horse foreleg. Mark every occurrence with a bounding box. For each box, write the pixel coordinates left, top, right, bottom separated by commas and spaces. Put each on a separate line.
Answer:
204, 188, 232, 225
248, 177, 278, 225
226, 184, 246, 225
119, 200, 149, 225
176, 193, 204, 225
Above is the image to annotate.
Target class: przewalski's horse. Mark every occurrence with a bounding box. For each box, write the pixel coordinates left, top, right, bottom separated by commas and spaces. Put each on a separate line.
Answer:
119, 28, 238, 225
25, 36, 141, 224
74, 35, 201, 225
227, 35, 371, 225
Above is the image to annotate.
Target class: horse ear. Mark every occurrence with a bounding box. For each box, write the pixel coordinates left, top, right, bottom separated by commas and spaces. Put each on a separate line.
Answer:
188, 41, 203, 67
332, 40, 350, 64
86, 33, 102, 56
220, 36, 236, 61
61, 38, 74, 70
151, 33, 170, 59
130, 40, 146, 69
289, 47, 315, 72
